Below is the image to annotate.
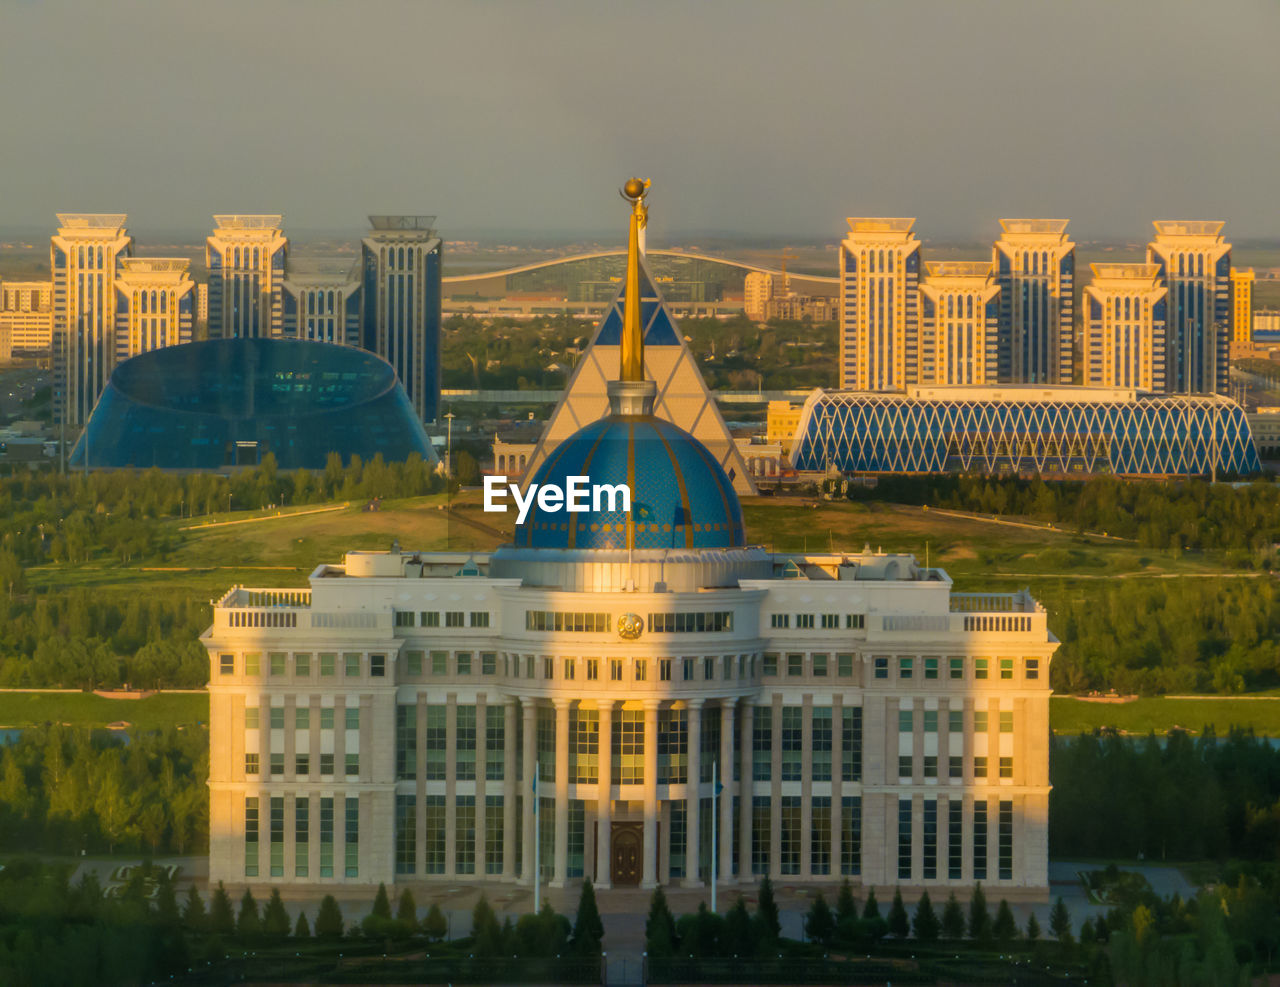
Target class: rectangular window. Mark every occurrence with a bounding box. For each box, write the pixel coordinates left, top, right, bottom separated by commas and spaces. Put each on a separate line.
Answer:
811, 796, 832, 875
425, 796, 446, 874
700, 705, 721, 784
898, 755, 912, 779
269, 796, 284, 877
320, 653, 335, 677
455, 796, 476, 875
525, 610, 611, 632
244, 797, 259, 877
295, 753, 309, 775
923, 755, 937, 778
812, 707, 832, 782
924, 656, 939, 679
371, 654, 386, 677
320, 708, 334, 731
270, 753, 284, 776
634, 659, 647, 682
270, 707, 285, 730
949, 656, 964, 679
846, 614, 865, 629
345, 706, 360, 731
295, 706, 310, 730
1000, 757, 1013, 779
396, 705, 417, 780
395, 610, 415, 628
446, 611, 465, 627
456, 652, 472, 675
668, 802, 687, 880
898, 709, 913, 733
841, 796, 861, 875
421, 611, 440, 628
704, 656, 715, 681
812, 653, 829, 677
568, 801, 585, 879
395, 794, 415, 875
344, 797, 359, 878
220, 653, 234, 675
998, 803, 1008, 880
657, 708, 688, 784
431, 651, 447, 675
470, 611, 490, 628
1000, 658, 1014, 680
344, 653, 360, 677
781, 707, 802, 782
949, 709, 963, 734
613, 709, 644, 784
536, 706, 556, 783
244, 753, 259, 775
456, 705, 477, 781
923, 799, 937, 880
269, 652, 286, 676
751, 796, 771, 875
752, 706, 772, 781
838, 653, 854, 677
821, 613, 839, 629
425, 706, 446, 780
570, 707, 599, 784
924, 710, 938, 734
245, 653, 260, 677
949, 756, 963, 779
659, 658, 672, 681
1025, 658, 1040, 679
683, 657, 694, 681
1000, 711, 1014, 733
319, 797, 334, 878
842, 706, 862, 782
898, 797, 912, 880
345, 753, 359, 776
780, 796, 801, 875
610, 658, 623, 681
796, 613, 814, 629
974, 756, 988, 778
648, 611, 734, 633
874, 656, 888, 679
295, 653, 311, 677
320, 753, 334, 776
586, 658, 599, 681
295, 797, 310, 878
974, 710, 989, 733
762, 653, 778, 676
564, 657, 576, 680
899, 656, 913, 679
245, 706, 259, 730
974, 801, 988, 880
482, 652, 497, 675
786, 653, 803, 676
949, 800, 963, 879
486, 705, 505, 781
975, 657, 989, 680
770, 613, 789, 629
485, 795, 504, 874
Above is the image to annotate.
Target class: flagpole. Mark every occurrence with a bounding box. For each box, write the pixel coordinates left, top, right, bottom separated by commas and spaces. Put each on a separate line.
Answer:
534, 762, 541, 914
711, 760, 718, 914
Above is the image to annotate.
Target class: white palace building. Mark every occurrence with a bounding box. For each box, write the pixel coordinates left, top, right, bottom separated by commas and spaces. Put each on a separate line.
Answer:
204, 181, 1058, 897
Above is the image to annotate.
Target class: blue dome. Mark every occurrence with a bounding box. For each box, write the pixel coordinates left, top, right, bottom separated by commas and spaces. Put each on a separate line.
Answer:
515, 415, 746, 551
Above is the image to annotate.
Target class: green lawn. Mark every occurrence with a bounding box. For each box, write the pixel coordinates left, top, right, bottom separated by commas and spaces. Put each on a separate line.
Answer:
1050, 696, 1280, 736
0, 691, 208, 730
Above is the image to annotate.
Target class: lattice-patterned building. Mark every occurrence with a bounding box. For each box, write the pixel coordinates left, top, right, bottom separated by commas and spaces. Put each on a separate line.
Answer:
790, 385, 1260, 477
204, 184, 1059, 901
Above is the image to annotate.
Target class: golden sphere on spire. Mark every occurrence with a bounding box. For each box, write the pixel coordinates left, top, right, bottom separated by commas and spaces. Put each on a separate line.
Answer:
623, 177, 647, 200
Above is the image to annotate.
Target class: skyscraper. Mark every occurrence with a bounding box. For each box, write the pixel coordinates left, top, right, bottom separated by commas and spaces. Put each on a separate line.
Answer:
838, 219, 920, 391
51, 214, 133, 426
114, 259, 195, 362
206, 215, 288, 340
1146, 221, 1231, 394
1083, 263, 1167, 391
282, 261, 362, 346
361, 217, 442, 423
917, 261, 1000, 385
992, 220, 1075, 385
743, 271, 773, 321
1230, 267, 1254, 343
0, 280, 54, 353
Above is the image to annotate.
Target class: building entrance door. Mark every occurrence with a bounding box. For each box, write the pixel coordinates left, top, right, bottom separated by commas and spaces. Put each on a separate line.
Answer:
610, 822, 642, 886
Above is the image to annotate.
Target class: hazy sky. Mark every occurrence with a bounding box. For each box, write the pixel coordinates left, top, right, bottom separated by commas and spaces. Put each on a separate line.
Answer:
2, 0, 1277, 241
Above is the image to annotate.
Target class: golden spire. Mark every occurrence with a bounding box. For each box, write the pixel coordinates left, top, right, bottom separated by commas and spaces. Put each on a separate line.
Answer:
620, 177, 650, 382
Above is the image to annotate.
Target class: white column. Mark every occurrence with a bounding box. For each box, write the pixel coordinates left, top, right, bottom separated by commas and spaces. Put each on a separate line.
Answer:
597, 701, 613, 888
551, 698, 570, 887
520, 697, 537, 884
685, 700, 703, 887
502, 698, 517, 881
642, 699, 659, 888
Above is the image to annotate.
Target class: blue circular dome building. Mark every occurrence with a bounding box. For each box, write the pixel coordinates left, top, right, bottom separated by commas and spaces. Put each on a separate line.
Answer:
514, 414, 745, 551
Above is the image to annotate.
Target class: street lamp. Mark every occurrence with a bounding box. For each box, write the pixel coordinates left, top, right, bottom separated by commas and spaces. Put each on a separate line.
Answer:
444, 411, 456, 476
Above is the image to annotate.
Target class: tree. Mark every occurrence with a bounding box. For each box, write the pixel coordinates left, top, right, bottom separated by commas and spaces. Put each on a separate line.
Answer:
363, 882, 395, 938
1049, 896, 1072, 944
862, 887, 881, 922
182, 885, 206, 932
236, 889, 261, 940
210, 881, 234, 936
835, 879, 858, 928
912, 891, 939, 942
725, 897, 754, 956
155, 872, 180, 927
371, 882, 392, 920
263, 888, 291, 939
454, 450, 480, 487
804, 893, 835, 946
295, 911, 311, 938
755, 877, 781, 942
887, 887, 909, 938
396, 888, 418, 933
941, 892, 966, 939
967, 884, 992, 943
993, 899, 1017, 944
423, 903, 447, 942
1027, 912, 1042, 942
645, 886, 678, 957
571, 878, 604, 955
473, 895, 502, 955
316, 895, 344, 940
